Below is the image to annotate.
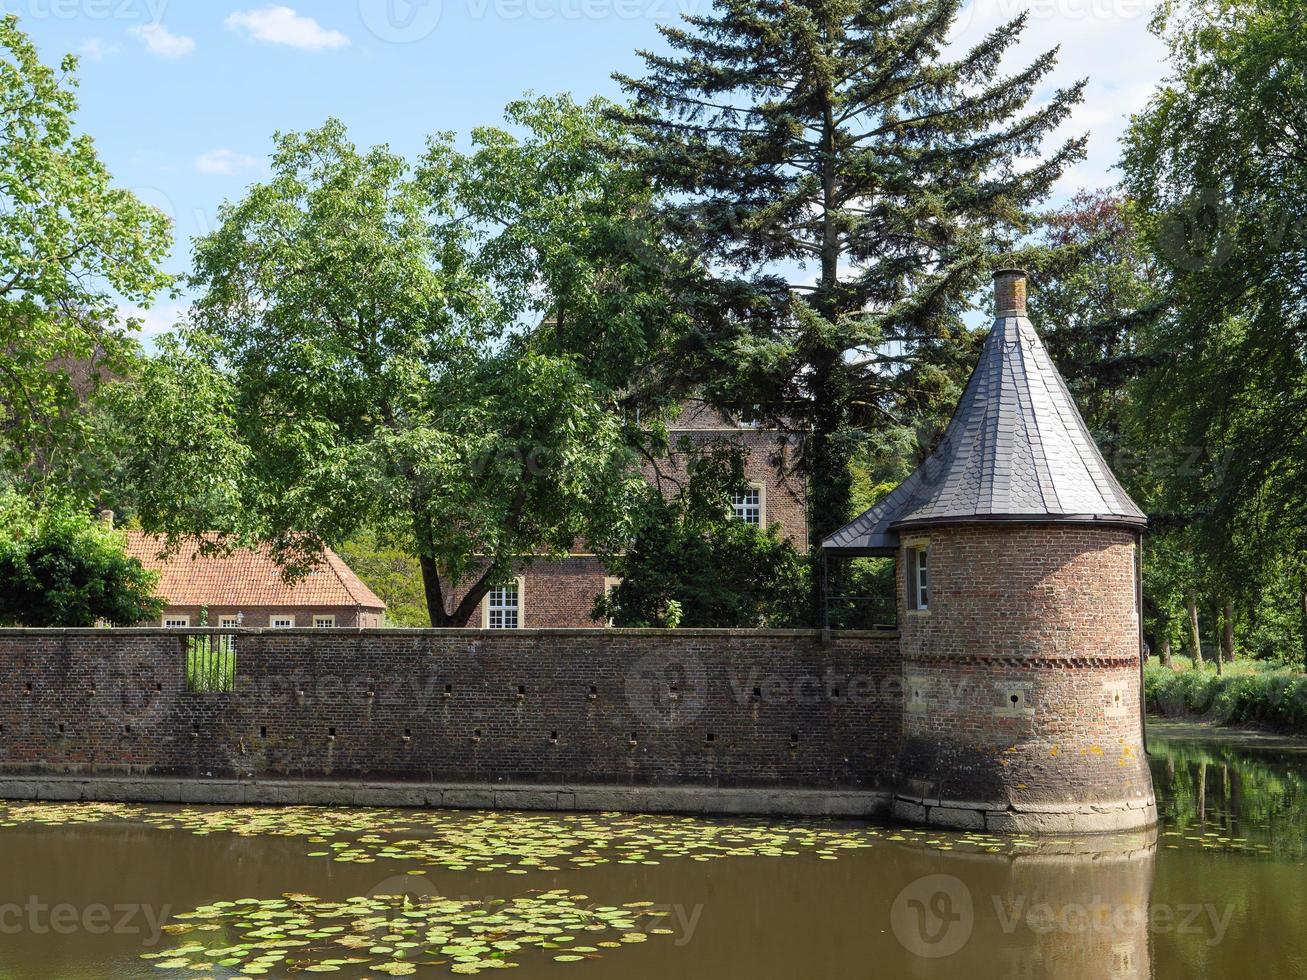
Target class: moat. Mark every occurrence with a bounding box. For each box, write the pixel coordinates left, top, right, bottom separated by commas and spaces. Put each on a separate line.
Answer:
0, 720, 1302, 979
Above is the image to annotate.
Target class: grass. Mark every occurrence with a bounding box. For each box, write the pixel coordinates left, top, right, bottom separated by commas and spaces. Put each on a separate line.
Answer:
185, 635, 236, 692
1145, 656, 1307, 736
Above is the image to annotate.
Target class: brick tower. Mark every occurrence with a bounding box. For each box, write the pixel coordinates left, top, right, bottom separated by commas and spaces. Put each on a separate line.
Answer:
824, 269, 1156, 832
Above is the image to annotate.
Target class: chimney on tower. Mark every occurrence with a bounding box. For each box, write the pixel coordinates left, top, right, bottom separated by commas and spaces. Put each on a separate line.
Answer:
994, 268, 1028, 317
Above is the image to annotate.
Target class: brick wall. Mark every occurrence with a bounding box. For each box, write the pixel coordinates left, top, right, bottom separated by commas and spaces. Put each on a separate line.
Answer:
0, 629, 901, 789
895, 524, 1153, 816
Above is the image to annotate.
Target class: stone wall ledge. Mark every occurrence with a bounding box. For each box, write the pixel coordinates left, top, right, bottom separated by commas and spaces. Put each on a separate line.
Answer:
0, 627, 899, 639
0, 775, 893, 819
892, 793, 1158, 834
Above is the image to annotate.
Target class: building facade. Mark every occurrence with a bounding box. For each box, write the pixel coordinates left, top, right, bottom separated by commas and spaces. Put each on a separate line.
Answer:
467, 401, 808, 629
824, 269, 1156, 833
124, 532, 386, 628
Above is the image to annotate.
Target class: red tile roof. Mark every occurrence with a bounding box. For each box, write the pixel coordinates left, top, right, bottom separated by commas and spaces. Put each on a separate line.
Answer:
124, 532, 385, 610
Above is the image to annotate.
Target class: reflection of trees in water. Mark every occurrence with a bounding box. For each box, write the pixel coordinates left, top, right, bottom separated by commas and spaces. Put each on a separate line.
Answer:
1151, 736, 1307, 858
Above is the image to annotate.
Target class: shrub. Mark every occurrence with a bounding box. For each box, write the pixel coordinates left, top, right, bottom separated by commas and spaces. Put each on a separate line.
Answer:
1146, 658, 1307, 736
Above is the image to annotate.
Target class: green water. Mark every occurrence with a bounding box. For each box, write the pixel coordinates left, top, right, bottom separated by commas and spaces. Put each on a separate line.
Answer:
0, 720, 1303, 978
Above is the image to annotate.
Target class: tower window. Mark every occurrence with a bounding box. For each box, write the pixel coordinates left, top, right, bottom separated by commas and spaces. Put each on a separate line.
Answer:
906, 543, 930, 611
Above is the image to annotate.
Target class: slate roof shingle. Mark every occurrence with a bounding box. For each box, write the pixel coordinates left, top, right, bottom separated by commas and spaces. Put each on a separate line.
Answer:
124, 532, 386, 610
823, 291, 1146, 555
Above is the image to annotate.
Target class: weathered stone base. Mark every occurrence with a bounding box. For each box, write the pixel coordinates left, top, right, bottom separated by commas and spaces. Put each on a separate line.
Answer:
0, 775, 892, 819
891, 792, 1158, 833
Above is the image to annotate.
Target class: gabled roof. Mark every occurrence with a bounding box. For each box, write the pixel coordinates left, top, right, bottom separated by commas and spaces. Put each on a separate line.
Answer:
824, 275, 1146, 555
124, 532, 386, 610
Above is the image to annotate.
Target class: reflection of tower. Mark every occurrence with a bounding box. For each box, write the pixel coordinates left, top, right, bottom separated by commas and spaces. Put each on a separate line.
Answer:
888, 829, 1157, 980
825, 270, 1156, 833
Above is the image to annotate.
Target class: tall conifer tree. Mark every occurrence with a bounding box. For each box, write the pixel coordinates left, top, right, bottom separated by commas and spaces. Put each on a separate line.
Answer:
615, 0, 1087, 614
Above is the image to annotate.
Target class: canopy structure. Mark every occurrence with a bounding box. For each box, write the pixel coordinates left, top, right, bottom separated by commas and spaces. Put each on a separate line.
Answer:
823, 270, 1146, 556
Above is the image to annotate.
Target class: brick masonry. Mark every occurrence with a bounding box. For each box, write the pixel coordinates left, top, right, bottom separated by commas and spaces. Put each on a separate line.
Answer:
0, 628, 901, 793
0, 521, 1158, 831
895, 523, 1155, 831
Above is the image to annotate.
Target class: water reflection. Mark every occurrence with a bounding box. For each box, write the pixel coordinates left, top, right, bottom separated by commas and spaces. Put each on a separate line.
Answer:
0, 723, 1303, 978
883, 831, 1156, 980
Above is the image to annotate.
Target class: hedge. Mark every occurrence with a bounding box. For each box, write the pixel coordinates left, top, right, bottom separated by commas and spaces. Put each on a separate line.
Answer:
1145, 662, 1307, 736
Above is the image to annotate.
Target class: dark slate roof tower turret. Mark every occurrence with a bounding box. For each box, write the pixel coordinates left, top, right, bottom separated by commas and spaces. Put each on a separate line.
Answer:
827, 269, 1156, 834
823, 269, 1145, 556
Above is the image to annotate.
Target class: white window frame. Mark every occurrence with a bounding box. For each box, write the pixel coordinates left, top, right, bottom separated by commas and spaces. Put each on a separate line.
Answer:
482, 578, 524, 629
163, 616, 190, 628
732, 484, 765, 525
217, 616, 239, 654
905, 541, 930, 612
313, 615, 336, 628
270, 615, 296, 629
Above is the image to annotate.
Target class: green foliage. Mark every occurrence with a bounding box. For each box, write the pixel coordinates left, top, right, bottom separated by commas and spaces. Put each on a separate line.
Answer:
0, 16, 173, 487
0, 490, 162, 626
1122, 0, 1307, 610
336, 532, 429, 627
615, 0, 1087, 600
596, 442, 808, 628
1146, 659, 1307, 735
108, 96, 693, 626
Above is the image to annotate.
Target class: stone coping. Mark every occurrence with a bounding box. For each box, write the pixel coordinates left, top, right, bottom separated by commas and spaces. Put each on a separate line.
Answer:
0, 775, 892, 819
0, 627, 900, 639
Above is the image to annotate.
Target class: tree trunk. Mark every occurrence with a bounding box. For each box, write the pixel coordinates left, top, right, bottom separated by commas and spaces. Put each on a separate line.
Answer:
1161, 634, 1172, 668
418, 554, 455, 627
1299, 571, 1307, 670
1222, 600, 1235, 667
1187, 598, 1203, 668
1197, 760, 1207, 825
418, 554, 498, 628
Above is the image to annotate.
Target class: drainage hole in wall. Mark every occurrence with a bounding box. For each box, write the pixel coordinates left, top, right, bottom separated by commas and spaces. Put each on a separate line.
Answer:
706, 732, 715, 743
327, 727, 337, 740
790, 733, 799, 743
517, 684, 526, 698
752, 686, 762, 700
1011, 694, 1020, 704
473, 729, 482, 741
549, 730, 558, 743
588, 685, 597, 699
260, 726, 267, 738
444, 684, 453, 696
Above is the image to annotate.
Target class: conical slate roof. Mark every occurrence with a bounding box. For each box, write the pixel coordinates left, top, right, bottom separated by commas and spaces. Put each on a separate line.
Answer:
824, 272, 1146, 555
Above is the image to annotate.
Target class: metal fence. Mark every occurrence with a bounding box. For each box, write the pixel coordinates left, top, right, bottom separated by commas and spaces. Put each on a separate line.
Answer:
184, 633, 236, 692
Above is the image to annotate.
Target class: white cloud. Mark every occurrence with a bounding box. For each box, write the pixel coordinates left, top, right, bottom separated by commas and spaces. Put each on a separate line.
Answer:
195, 148, 262, 177
78, 37, 121, 61
120, 301, 188, 342
225, 6, 350, 50
946, 0, 1169, 199
130, 22, 196, 59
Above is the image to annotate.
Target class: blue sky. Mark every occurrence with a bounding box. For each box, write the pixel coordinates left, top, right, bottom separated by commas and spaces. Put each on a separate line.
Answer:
9, 0, 1169, 335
